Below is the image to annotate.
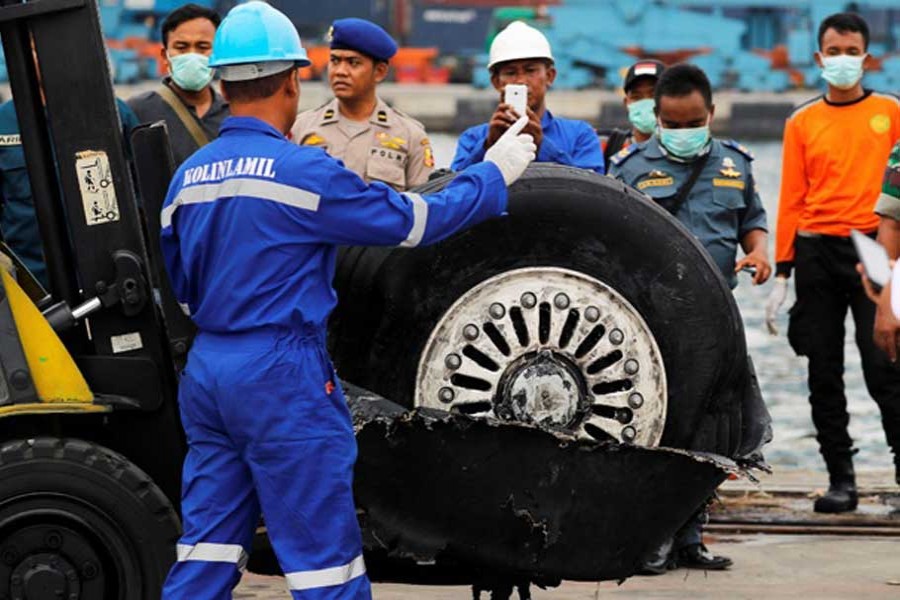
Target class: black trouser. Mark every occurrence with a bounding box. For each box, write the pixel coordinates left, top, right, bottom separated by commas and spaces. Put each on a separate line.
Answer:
787, 235, 900, 461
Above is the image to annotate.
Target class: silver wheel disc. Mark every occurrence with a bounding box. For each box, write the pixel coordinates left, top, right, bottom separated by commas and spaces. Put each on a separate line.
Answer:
415, 267, 667, 446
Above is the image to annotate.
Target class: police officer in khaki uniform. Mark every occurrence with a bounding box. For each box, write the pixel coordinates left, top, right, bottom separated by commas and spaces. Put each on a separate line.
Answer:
291, 18, 434, 191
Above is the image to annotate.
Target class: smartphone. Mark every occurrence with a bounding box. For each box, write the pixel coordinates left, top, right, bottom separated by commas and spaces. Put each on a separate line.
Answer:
851, 229, 891, 291
505, 84, 528, 118
740, 265, 758, 277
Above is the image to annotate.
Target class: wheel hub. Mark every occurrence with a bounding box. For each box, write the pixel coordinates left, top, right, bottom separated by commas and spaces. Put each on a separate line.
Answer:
497, 350, 587, 428
11, 553, 79, 600
0, 523, 103, 600
415, 267, 667, 445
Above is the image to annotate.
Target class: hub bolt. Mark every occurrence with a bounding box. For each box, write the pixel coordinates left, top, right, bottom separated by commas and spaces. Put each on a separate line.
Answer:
463, 324, 479, 340
628, 392, 644, 409
438, 387, 455, 404
445, 354, 462, 370
82, 561, 99, 580
609, 329, 625, 345
520, 292, 537, 309
489, 303, 505, 319
622, 426, 637, 442
624, 359, 640, 375
584, 306, 600, 322
45, 531, 63, 549
1, 547, 18, 566
553, 293, 570, 310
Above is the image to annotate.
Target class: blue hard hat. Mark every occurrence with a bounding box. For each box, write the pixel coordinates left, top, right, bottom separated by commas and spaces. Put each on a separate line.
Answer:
329, 18, 398, 62
209, 1, 310, 73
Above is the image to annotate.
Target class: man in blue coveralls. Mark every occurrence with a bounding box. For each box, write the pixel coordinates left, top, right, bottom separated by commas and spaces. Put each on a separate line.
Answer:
451, 20, 604, 174
159, 2, 536, 598
610, 63, 771, 573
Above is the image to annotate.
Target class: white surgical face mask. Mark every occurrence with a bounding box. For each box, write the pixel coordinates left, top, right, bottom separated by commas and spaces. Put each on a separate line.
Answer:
819, 53, 866, 90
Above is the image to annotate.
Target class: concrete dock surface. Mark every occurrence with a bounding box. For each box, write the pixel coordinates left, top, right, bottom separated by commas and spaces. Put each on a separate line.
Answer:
235, 535, 900, 599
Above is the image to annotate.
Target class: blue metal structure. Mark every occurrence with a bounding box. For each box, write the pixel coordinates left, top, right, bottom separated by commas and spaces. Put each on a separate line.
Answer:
470, 0, 900, 91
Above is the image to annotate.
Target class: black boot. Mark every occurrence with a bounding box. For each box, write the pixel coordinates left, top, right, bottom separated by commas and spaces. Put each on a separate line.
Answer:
814, 454, 858, 513
637, 537, 674, 575
675, 543, 733, 570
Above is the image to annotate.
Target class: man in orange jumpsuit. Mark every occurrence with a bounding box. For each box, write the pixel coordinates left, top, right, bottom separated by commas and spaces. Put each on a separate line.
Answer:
766, 12, 900, 512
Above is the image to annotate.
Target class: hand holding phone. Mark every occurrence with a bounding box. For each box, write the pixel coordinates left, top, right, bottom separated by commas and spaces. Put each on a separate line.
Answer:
505, 84, 528, 118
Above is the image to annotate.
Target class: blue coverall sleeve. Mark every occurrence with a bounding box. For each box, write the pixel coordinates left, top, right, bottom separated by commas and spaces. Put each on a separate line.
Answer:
539, 122, 605, 174
290, 155, 507, 248
451, 126, 488, 171
159, 177, 191, 312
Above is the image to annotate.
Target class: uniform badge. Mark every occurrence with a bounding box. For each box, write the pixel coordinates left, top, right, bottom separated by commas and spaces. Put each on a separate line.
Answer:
301, 133, 326, 146
323, 108, 335, 121
637, 171, 674, 190
378, 134, 407, 151
326, 26, 334, 43
871, 114, 891, 135
720, 157, 741, 178
421, 137, 431, 146
0, 134, 21, 146
713, 178, 745, 190
377, 110, 388, 123
423, 145, 435, 168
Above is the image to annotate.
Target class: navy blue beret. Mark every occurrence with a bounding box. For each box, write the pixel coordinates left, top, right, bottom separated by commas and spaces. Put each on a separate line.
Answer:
329, 18, 398, 62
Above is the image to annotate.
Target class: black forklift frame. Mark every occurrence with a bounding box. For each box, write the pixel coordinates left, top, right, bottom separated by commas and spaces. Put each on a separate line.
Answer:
0, 0, 187, 501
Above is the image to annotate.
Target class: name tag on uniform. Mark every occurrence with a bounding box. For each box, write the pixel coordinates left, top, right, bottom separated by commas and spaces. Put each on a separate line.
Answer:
712, 178, 745, 190
637, 177, 674, 190
369, 147, 406, 163
0, 134, 21, 146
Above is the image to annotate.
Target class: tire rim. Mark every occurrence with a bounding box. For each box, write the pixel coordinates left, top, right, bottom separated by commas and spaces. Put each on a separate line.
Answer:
415, 267, 667, 445
0, 496, 139, 600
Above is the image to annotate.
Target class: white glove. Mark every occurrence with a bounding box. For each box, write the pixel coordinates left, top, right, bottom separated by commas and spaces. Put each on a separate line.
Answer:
765, 276, 789, 335
484, 115, 536, 185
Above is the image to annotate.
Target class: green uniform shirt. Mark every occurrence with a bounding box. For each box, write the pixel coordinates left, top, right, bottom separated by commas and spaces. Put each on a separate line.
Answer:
875, 140, 900, 221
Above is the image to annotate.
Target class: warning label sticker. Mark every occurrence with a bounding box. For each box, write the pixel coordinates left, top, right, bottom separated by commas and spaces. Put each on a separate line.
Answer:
110, 332, 143, 354
76, 150, 119, 226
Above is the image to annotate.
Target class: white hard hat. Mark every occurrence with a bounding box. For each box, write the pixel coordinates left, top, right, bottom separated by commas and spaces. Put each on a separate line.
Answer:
488, 21, 553, 70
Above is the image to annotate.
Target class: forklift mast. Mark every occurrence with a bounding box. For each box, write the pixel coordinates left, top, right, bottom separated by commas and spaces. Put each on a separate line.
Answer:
0, 0, 180, 409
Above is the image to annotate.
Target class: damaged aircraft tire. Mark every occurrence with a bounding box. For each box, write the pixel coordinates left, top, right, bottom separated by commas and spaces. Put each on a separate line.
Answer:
330, 163, 748, 455
0, 438, 180, 600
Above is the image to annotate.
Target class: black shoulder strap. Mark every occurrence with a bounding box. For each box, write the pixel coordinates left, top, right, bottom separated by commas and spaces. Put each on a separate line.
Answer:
663, 152, 711, 216
602, 129, 630, 166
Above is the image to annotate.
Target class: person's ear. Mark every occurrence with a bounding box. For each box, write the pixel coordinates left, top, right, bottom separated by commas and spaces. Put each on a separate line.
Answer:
374, 61, 389, 84
490, 70, 502, 97
545, 64, 557, 87
709, 103, 716, 123
161, 45, 171, 74
863, 53, 874, 70
285, 68, 300, 98
814, 52, 824, 68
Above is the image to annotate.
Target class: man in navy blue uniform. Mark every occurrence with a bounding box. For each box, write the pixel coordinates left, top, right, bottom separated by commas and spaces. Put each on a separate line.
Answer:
452, 20, 604, 174
159, 3, 535, 598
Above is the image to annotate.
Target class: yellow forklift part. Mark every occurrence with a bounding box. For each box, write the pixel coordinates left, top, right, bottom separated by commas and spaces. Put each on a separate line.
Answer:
2, 270, 93, 403
0, 402, 110, 417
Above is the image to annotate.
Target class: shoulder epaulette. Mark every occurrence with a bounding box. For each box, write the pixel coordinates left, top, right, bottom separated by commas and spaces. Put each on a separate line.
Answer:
722, 139, 754, 161
609, 142, 640, 167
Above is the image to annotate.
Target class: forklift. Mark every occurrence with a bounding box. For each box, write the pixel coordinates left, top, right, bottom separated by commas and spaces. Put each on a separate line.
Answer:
0, 0, 189, 597
0, 1, 758, 599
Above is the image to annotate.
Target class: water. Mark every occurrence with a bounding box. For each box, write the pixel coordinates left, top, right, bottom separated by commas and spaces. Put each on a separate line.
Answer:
429, 135, 892, 472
